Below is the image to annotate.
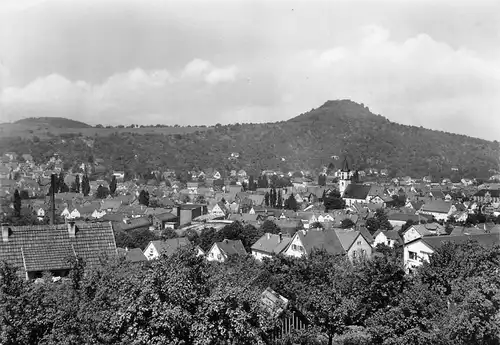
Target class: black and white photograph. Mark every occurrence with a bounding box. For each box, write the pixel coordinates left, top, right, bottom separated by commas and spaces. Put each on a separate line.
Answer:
0, 0, 499, 344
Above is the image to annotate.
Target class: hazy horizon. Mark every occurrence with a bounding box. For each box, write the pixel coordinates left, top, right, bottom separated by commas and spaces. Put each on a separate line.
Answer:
1, 0, 499, 141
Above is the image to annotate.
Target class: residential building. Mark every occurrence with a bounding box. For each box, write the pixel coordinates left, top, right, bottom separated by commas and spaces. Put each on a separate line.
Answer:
416, 200, 456, 221
143, 238, 191, 260
404, 233, 500, 273
0, 222, 117, 280
251, 233, 291, 261
373, 229, 403, 248
402, 223, 447, 243
206, 239, 247, 262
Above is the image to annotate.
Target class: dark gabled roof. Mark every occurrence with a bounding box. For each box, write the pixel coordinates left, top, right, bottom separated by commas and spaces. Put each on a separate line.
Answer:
217, 239, 247, 256
117, 248, 148, 262
419, 200, 453, 214
154, 212, 177, 222
419, 233, 500, 250
388, 213, 422, 222
152, 237, 191, 257
341, 156, 350, 172
296, 229, 346, 256
121, 217, 151, 231
0, 222, 116, 278
474, 189, 500, 198
251, 233, 292, 255
343, 184, 371, 200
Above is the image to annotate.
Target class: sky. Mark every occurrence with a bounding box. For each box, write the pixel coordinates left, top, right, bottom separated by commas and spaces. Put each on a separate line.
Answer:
0, 0, 499, 140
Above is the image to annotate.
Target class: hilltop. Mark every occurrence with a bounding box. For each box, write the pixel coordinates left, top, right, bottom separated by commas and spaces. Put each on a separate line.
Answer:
14, 117, 92, 128
1, 100, 499, 179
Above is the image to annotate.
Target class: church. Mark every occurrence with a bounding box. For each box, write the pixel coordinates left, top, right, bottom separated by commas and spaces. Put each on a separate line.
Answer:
338, 157, 371, 206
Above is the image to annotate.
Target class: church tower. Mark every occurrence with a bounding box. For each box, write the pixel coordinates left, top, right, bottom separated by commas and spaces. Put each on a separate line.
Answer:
339, 156, 352, 196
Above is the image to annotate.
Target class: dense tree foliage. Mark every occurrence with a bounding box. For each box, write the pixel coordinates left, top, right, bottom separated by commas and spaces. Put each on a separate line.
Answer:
0, 240, 498, 345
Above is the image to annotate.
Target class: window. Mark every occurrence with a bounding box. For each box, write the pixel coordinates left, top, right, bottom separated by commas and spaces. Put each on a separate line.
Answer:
298, 246, 304, 252
352, 251, 357, 258
217, 254, 222, 260
292, 244, 297, 251
357, 241, 361, 245
408, 251, 418, 260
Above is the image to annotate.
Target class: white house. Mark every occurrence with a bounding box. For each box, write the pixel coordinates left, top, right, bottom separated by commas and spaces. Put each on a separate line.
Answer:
60, 207, 71, 219
404, 233, 500, 273
206, 239, 247, 262
36, 207, 45, 221
143, 238, 191, 260
92, 209, 107, 219
251, 233, 291, 261
416, 200, 456, 221
373, 229, 402, 248
402, 223, 447, 244
211, 202, 229, 218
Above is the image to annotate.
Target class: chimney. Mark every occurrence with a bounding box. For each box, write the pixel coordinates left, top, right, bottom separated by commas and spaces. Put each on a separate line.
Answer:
67, 221, 76, 238
267, 233, 271, 240
2, 224, 11, 243
278, 232, 283, 243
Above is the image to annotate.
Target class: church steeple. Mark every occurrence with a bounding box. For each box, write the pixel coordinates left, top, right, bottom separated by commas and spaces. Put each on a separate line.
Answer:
341, 156, 350, 172
339, 156, 352, 196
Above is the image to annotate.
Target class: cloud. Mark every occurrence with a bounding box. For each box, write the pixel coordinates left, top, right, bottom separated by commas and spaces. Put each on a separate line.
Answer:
1, 24, 499, 141
0, 60, 244, 125
276, 25, 500, 140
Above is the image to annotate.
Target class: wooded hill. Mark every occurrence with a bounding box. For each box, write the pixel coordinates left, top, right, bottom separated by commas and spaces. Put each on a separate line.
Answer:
1, 100, 499, 179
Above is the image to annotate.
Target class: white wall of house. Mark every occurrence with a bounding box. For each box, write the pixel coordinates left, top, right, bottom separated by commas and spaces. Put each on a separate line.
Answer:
144, 243, 159, 260
403, 227, 422, 243
388, 219, 407, 227
374, 232, 397, 248
252, 250, 272, 261
404, 240, 434, 273
211, 205, 226, 217
347, 234, 372, 261
284, 234, 306, 258
206, 244, 225, 262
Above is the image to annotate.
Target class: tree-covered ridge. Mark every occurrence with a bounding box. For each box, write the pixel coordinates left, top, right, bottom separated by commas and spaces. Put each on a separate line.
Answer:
1, 100, 498, 178
0, 240, 498, 345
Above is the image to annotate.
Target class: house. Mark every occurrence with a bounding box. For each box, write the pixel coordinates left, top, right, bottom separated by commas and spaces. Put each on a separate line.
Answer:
416, 200, 456, 221
373, 229, 403, 248
284, 229, 345, 258
342, 184, 372, 206
195, 245, 205, 257
187, 182, 199, 194
404, 233, 500, 273
402, 223, 447, 243
387, 213, 429, 227
261, 287, 308, 341
143, 237, 191, 260
473, 189, 500, 203
206, 239, 247, 262
0, 222, 117, 280
112, 171, 125, 180
117, 247, 148, 263
334, 229, 373, 261
36, 207, 45, 221
251, 233, 292, 261
211, 202, 230, 218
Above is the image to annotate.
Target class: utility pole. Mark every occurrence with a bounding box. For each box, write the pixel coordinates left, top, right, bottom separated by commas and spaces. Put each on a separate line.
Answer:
50, 174, 56, 225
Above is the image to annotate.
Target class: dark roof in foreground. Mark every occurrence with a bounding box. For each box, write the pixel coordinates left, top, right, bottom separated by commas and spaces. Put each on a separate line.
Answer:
419, 233, 500, 250
117, 247, 148, 262
150, 237, 191, 257
0, 222, 117, 278
296, 229, 346, 256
